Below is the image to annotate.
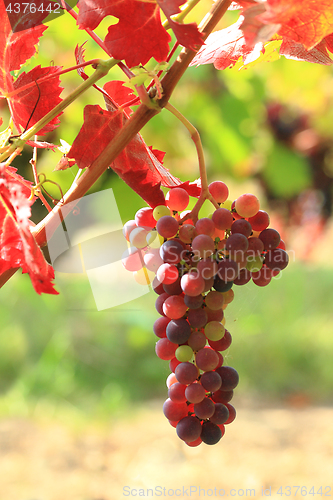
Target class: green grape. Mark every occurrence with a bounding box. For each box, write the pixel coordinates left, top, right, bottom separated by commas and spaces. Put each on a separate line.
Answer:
246, 255, 263, 273
204, 321, 225, 341
153, 205, 171, 221
175, 345, 194, 362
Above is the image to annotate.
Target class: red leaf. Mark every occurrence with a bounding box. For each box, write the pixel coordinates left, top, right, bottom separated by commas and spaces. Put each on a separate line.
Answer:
240, 4, 280, 46
8, 65, 63, 135
0, 1, 47, 92
191, 18, 263, 70
77, 0, 171, 67
260, 0, 333, 51
0, 163, 58, 294
103, 80, 137, 115
280, 38, 333, 65
157, 0, 204, 51
67, 104, 166, 207
68, 83, 202, 206
0, 3, 64, 136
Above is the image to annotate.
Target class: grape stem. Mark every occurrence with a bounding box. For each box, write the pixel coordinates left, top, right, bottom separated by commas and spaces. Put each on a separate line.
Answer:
165, 102, 219, 223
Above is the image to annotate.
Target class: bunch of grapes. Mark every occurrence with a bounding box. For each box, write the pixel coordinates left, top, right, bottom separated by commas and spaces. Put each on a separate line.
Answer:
122, 182, 289, 446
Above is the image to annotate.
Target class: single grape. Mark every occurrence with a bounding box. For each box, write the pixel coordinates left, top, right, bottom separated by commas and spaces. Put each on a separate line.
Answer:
163, 295, 188, 319
224, 403, 236, 424
251, 267, 272, 286
184, 294, 204, 309
206, 307, 224, 323
156, 263, 179, 285
192, 234, 215, 258
211, 389, 234, 404
175, 345, 194, 362
200, 421, 222, 445
246, 255, 263, 273
204, 321, 225, 341
233, 268, 251, 285
181, 270, 205, 296
155, 338, 177, 360
187, 330, 207, 351
215, 365, 239, 390
144, 248, 164, 272
169, 356, 181, 373
194, 397, 216, 419
155, 292, 170, 315
176, 416, 202, 442
163, 398, 188, 421
247, 237, 264, 255
235, 193, 260, 218
212, 208, 233, 230
187, 308, 208, 329
208, 329, 232, 351
208, 181, 229, 204
156, 216, 179, 238
210, 403, 229, 425
163, 278, 182, 295
225, 233, 249, 253
200, 371, 222, 392
185, 382, 206, 403
259, 228, 281, 250
153, 205, 171, 221
175, 362, 199, 385
135, 207, 156, 228
168, 382, 187, 403
197, 258, 218, 280
264, 248, 289, 270
231, 219, 252, 237
179, 224, 197, 243
153, 316, 170, 338
166, 318, 192, 344
217, 260, 239, 282
247, 210, 270, 231
195, 218, 215, 237
196, 347, 219, 371
152, 276, 165, 294
166, 188, 190, 212
213, 275, 233, 293
205, 290, 224, 310
166, 372, 178, 387
222, 288, 234, 304
160, 240, 185, 264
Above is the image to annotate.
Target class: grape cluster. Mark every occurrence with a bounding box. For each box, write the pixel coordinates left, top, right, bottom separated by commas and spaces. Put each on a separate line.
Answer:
122, 182, 289, 446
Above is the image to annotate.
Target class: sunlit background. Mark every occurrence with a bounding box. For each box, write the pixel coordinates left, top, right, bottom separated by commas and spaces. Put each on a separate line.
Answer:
1, 2, 333, 498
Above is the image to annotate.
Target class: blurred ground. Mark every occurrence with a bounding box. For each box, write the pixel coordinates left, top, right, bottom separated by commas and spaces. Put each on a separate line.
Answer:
1, 400, 333, 500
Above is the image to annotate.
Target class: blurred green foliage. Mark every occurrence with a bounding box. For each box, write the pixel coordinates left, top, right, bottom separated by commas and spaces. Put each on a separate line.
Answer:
1, 5, 333, 420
